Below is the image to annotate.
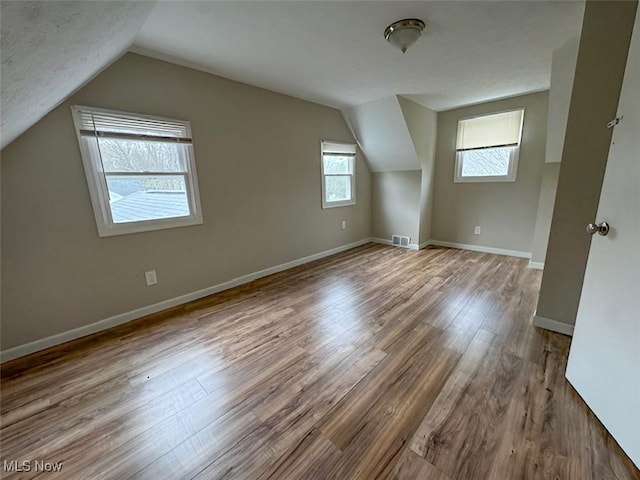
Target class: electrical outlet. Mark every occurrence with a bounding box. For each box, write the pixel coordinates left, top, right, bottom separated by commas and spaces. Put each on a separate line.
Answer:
145, 270, 157, 286
341, 220, 347, 230
474, 226, 481, 235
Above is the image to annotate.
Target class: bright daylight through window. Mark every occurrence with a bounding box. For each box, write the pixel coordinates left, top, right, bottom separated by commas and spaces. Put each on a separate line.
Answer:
72, 106, 203, 237
455, 109, 524, 182
321, 141, 356, 208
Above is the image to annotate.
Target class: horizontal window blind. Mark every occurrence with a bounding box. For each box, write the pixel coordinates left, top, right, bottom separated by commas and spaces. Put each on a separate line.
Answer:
456, 109, 524, 152
75, 107, 192, 144
322, 140, 357, 157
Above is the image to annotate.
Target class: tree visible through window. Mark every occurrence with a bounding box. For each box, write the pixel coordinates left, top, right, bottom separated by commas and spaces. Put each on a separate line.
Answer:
72, 106, 203, 236
321, 141, 356, 208
454, 109, 524, 183
459, 146, 512, 177
99, 139, 189, 223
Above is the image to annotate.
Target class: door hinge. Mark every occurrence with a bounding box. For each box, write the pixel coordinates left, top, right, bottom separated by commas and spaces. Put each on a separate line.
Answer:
607, 116, 623, 128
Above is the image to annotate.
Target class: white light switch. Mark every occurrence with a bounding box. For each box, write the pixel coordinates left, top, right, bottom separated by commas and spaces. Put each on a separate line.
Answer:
474, 226, 481, 235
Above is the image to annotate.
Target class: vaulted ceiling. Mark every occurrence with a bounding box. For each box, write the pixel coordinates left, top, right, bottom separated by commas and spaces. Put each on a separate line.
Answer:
133, 1, 584, 110
1, 1, 585, 150
0, 1, 154, 148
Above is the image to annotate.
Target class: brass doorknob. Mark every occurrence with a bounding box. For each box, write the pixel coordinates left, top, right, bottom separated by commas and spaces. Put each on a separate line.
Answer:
586, 222, 610, 236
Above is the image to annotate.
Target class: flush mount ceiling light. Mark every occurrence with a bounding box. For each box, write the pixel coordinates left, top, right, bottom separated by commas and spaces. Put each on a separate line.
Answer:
384, 18, 426, 54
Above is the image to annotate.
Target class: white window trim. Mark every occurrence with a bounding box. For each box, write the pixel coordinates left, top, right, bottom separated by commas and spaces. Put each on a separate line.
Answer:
71, 105, 203, 237
453, 108, 524, 183
454, 147, 520, 183
321, 140, 357, 209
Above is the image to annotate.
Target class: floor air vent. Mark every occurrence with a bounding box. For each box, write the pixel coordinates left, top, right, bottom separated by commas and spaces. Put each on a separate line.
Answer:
392, 235, 411, 247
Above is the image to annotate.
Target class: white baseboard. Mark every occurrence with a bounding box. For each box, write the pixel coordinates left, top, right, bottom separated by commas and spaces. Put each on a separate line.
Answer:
527, 261, 545, 270
372, 238, 528, 258
0, 238, 372, 363
371, 237, 393, 246
532, 314, 574, 336
428, 239, 531, 259
370, 237, 420, 251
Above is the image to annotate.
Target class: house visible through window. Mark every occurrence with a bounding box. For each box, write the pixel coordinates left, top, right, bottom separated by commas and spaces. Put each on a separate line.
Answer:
72, 106, 203, 237
455, 109, 524, 182
321, 141, 356, 208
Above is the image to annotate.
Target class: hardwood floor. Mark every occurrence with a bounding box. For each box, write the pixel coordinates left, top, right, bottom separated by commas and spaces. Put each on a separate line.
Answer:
1, 243, 638, 479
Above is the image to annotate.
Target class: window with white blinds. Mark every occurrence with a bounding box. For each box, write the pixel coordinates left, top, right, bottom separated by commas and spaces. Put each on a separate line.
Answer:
321, 140, 356, 208
454, 109, 524, 183
71, 105, 203, 237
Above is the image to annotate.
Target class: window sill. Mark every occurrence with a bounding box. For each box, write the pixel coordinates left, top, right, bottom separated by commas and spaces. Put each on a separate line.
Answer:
322, 200, 356, 209
96, 215, 203, 237
454, 175, 517, 183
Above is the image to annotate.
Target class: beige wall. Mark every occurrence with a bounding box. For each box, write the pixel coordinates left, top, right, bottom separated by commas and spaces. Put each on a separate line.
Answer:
397, 97, 438, 245
530, 163, 561, 265
535, 0, 637, 328
527, 38, 580, 267
545, 37, 580, 164
1, 53, 372, 350
431, 91, 549, 253
371, 170, 421, 244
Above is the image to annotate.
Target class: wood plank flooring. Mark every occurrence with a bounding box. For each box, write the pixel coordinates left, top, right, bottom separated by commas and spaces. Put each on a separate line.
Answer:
1, 243, 638, 479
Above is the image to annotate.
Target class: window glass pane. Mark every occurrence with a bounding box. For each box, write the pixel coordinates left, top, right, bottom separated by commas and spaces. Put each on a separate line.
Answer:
325, 175, 352, 202
461, 147, 512, 177
97, 138, 187, 173
323, 156, 352, 174
106, 174, 190, 223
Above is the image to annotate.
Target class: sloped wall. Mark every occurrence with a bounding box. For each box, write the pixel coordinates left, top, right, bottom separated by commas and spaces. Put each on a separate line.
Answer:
342, 97, 420, 172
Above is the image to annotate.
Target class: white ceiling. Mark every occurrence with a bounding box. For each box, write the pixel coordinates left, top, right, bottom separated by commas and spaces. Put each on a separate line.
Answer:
134, 1, 585, 112
0, 1, 584, 152
0, 1, 154, 149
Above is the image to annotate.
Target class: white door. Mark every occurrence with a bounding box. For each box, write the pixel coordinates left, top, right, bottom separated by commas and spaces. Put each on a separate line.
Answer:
566, 12, 640, 468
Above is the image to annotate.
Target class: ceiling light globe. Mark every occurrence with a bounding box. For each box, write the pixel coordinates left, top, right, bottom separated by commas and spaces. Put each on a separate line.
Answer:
384, 19, 426, 54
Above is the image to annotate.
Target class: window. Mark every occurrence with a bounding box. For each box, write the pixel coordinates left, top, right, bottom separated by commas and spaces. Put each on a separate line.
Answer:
454, 109, 524, 183
321, 141, 356, 208
71, 106, 203, 237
